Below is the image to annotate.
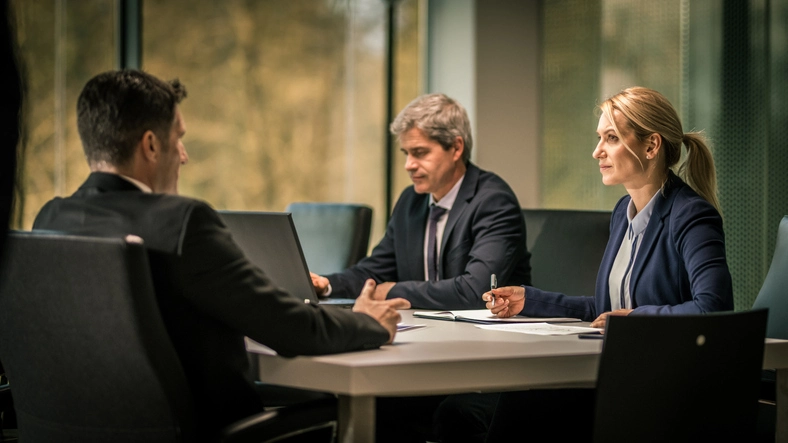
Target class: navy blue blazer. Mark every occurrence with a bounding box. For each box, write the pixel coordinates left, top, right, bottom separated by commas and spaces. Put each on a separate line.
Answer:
522, 173, 733, 321
327, 163, 531, 310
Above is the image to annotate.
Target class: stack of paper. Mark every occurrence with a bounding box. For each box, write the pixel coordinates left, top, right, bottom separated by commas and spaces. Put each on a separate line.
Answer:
476, 323, 602, 336
413, 309, 580, 324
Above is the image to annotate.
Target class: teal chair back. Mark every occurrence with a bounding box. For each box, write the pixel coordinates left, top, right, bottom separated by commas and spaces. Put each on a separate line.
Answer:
752, 216, 788, 339
286, 202, 373, 275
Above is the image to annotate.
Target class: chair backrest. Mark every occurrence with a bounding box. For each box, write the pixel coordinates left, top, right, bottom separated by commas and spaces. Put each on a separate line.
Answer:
285, 202, 373, 275
752, 216, 788, 339
593, 309, 767, 443
0, 232, 195, 443
521, 209, 611, 295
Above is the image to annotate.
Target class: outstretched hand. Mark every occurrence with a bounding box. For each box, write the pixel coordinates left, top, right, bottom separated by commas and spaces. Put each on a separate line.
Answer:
310, 272, 329, 296
482, 286, 525, 318
353, 279, 411, 343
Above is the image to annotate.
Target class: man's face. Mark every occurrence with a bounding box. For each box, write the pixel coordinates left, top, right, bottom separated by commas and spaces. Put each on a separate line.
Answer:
400, 127, 463, 201
153, 107, 188, 194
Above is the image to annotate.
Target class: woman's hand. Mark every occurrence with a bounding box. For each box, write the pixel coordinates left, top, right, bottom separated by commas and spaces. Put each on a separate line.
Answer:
482, 286, 525, 318
590, 309, 633, 329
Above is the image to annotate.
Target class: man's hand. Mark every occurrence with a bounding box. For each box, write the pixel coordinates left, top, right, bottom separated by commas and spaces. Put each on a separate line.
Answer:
590, 309, 633, 329
310, 272, 329, 296
353, 279, 411, 344
482, 286, 525, 318
374, 282, 395, 300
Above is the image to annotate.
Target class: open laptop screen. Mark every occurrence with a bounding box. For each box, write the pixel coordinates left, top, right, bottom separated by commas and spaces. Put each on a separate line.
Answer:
218, 211, 319, 304
217, 210, 356, 307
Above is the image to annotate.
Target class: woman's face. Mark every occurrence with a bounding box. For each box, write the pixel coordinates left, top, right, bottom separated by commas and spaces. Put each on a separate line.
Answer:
593, 111, 649, 188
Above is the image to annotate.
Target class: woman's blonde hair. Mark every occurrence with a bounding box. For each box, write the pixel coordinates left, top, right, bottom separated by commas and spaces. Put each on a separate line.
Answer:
599, 87, 721, 213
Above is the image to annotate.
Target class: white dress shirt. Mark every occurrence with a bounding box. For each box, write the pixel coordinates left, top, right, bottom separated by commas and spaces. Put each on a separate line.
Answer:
423, 176, 465, 280
118, 174, 152, 193
608, 190, 659, 310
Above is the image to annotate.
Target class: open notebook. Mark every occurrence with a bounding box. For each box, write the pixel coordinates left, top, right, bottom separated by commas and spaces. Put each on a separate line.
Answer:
413, 309, 580, 324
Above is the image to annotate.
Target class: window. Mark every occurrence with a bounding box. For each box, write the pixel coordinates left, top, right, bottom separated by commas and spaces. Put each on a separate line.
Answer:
142, 0, 423, 241
12, 0, 115, 228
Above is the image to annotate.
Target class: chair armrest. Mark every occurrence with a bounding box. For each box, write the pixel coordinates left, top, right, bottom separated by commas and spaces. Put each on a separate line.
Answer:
761, 369, 776, 403
217, 397, 337, 443
0, 384, 12, 410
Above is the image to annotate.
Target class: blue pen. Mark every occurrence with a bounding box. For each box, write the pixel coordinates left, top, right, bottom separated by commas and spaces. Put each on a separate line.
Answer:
490, 274, 497, 307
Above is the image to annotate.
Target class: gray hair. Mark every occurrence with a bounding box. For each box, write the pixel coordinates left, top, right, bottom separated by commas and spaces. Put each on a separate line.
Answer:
390, 93, 472, 164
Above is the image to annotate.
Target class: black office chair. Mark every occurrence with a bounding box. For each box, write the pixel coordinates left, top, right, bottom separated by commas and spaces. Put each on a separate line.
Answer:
285, 202, 373, 275
0, 232, 336, 443
521, 209, 611, 295
0, 365, 14, 442
593, 310, 768, 443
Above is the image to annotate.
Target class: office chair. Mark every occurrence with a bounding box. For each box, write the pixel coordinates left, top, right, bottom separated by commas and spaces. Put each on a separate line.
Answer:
521, 209, 611, 295
0, 232, 336, 443
752, 216, 788, 340
750, 215, 788, 440
0, 368, 14, 442
285, 202, 373, 275
593, 310, 768, 443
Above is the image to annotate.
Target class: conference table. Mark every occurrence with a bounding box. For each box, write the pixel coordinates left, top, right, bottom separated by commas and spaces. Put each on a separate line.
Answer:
247, 310, 788, 443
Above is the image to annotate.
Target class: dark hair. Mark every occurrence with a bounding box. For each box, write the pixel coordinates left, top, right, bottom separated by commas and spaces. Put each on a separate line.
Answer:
76, 70, 187, 166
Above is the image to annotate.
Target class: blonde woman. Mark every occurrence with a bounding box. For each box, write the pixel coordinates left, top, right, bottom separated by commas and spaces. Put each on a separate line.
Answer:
480, 87, 733, 442
486, 87, 732, 327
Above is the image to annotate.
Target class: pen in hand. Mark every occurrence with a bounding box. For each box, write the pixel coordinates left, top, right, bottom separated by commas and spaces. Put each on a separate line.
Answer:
490, 274, 497, 307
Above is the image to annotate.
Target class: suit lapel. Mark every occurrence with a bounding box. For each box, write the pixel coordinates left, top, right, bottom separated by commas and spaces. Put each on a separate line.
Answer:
439, 164, 479, 277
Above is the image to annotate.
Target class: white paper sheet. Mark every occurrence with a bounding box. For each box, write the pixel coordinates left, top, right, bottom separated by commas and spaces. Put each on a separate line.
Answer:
476, 322, 602, 336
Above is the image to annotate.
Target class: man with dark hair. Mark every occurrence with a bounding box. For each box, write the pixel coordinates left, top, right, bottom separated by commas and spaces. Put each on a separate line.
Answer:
33, 69, 410, 435
312, 93, 532, 442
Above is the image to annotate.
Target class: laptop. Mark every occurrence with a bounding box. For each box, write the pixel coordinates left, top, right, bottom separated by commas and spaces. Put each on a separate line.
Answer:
217, 211, 355, 307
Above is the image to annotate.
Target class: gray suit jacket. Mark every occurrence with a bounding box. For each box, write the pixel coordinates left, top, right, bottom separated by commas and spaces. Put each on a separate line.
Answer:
327, 163, 531, 309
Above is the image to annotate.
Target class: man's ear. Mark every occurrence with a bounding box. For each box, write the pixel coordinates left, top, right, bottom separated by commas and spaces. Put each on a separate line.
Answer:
451, 136, 464, 162
140, 130, 160, 163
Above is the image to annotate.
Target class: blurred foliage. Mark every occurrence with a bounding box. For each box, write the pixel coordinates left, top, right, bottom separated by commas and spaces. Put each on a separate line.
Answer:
11, 0, 423, 244
12, 0, 114, 229
142, 0, 422, 243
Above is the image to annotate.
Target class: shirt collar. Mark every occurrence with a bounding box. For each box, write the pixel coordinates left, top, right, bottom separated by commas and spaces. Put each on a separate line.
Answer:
626, 189, 660, 238
118, 174, 152, 193
429, 174, 465, 211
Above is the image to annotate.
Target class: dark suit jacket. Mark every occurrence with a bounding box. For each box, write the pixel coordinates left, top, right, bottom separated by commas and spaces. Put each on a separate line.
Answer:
327, 163, 531, 310
33, 172, 389, 431
522, 172, 733, 321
